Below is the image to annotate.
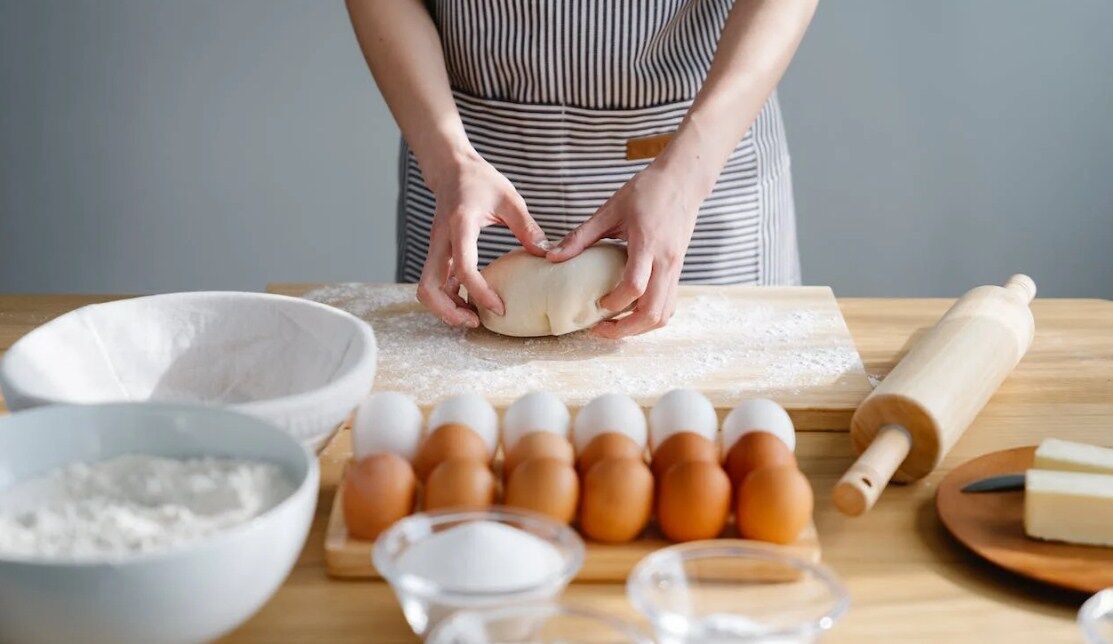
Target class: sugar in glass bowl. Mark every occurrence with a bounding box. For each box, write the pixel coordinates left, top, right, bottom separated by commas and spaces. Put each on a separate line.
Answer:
427, 602, 652, 643
0, 291, 377, 450
627, 541, 849, 643
373, 507, 585, 638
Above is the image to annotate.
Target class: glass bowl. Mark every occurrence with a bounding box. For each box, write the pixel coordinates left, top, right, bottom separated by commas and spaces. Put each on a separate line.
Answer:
372, 507, 585, 637
626, 541, 849, 643
426, 602, 652, 643
1079, 588, 1113, 644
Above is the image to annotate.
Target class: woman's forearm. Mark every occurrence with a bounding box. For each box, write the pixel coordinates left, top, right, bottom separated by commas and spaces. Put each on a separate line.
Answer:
658, 0, 819, 196
345, 0, 476, 191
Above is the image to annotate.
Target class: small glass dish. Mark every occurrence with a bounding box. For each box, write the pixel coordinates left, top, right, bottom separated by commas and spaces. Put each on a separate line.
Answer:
627, 541, 849, 643
372, 507, 585, 638
426, 602, 653, 643
1079, 588, 1113, 644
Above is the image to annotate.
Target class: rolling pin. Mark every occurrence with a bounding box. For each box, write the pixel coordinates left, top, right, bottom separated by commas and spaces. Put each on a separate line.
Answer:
833, 274, 1037, 516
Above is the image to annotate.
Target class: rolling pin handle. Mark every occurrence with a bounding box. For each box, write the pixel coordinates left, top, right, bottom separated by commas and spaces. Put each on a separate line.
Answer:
1004, 274, 1037, 304
833, 424, 912, 517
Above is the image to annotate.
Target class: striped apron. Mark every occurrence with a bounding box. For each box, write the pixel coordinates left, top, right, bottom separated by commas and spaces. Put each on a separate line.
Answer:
397, 0, 800, 285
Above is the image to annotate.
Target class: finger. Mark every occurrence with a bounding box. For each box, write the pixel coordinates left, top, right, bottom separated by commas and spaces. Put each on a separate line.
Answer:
598, 249, 651, 314
499, 194, 551, 257
418, 234, 478, 327
547, 209, 613, 263
661, 269, 680, 324
593, 261, 673, 339
443, 275, 468, 308
451, 216, 505, 315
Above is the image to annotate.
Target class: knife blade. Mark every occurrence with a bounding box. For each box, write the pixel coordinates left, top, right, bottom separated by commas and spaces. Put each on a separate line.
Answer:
961, 473, 1026, 493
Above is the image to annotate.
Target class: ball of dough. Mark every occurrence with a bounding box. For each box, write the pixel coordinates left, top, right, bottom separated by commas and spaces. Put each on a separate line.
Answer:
476, 243, 626, 337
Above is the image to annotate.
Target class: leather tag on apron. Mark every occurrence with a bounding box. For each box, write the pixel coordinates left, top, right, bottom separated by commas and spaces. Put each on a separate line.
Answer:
626, 132, 674, 160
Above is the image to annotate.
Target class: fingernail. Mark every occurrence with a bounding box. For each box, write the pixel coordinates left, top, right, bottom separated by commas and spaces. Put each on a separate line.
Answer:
535, 238, 554, 251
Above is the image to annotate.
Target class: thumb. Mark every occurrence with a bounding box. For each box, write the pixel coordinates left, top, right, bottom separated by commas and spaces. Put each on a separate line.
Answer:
500, 194, 551, 257
547, 209, 612, 263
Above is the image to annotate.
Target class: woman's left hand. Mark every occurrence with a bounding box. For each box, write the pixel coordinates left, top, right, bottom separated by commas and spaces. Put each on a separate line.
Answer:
546, 161, 707, 339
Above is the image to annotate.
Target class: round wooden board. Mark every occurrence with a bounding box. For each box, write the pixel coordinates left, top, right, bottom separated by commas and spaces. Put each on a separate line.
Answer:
936, 446, 1113, 594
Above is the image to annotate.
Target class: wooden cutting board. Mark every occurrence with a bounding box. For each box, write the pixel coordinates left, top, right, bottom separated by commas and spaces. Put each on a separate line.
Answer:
936, 446, 1113, 593
268, 284, 871, 430
319, 428, 820, 581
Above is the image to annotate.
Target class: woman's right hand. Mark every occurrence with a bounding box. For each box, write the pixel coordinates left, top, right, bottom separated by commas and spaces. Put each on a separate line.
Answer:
417, 150, 550, 328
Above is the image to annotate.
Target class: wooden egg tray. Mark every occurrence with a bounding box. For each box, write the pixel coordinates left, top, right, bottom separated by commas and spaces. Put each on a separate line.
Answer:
322, 430, 820, 582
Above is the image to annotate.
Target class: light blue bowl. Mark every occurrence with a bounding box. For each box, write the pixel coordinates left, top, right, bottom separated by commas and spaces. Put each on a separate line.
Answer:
0, 403, 318, 643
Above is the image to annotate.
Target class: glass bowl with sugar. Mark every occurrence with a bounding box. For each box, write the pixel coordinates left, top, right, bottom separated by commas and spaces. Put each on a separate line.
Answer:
373, 506, 585, 638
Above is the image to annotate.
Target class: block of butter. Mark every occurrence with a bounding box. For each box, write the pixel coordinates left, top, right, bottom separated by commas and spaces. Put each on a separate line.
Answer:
1033, 438, 1113, 475
1024, 469, 1113, 547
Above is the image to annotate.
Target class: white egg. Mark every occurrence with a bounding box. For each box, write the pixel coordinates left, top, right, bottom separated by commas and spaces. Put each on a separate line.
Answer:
502, 391, 571, 451
720, 398, 795, 455
351, 391, 423, 462
572, 393, 647, 453
648, 388, 718, 450
428, 392, 499, 457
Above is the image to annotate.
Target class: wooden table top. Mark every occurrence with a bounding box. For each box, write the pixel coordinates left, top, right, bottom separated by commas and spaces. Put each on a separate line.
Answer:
1, 293, 1110, 643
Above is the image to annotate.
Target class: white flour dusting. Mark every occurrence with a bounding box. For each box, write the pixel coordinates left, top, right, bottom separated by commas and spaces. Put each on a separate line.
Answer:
0, 455, 293, 560
304, 284, 865, 405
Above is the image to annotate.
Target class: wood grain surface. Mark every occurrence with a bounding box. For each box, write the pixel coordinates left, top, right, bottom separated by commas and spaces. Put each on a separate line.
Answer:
936, 446, 1113, 593
2, 293, 1111, 643
268, 283, 873, 430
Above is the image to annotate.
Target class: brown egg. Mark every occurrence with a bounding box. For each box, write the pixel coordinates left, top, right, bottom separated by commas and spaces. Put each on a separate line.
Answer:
576, 432, 644, 476
423, 458, 497, 511
504, 458, 579, 523
579, 458, 654, 543
650, 431, 718, 479
724, 431, 796, 487
413, 423, 489, 482
735, 465, 813, 544
342, 453, 416, 540
657, 460, 731, 542
504, 432, 574, 478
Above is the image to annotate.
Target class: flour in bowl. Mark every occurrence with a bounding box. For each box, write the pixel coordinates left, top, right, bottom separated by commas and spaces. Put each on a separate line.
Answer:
0, 454, 293, 560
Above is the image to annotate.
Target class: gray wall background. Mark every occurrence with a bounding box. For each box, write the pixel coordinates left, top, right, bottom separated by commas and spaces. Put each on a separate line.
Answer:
2, 1, 1111, 297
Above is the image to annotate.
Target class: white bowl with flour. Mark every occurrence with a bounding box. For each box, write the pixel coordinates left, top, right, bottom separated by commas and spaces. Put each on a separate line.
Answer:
0, 291, 377, 450
0, 403, 318, 643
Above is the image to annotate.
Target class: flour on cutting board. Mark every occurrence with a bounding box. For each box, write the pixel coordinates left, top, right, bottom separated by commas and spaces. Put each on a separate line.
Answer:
304, 284, 864, 405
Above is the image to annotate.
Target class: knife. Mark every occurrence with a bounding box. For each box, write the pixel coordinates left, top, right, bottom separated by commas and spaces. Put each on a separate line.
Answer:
961, 473, 1026, 493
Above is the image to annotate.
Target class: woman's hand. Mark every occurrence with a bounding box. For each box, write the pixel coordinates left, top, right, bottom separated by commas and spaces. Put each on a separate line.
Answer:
418, 151, 550, 328
546, 160, 708, 339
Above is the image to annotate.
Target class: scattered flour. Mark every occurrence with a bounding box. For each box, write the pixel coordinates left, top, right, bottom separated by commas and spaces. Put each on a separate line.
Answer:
394, 520, 565, 592
0, 455, 293, 560
304, 284, 866, 406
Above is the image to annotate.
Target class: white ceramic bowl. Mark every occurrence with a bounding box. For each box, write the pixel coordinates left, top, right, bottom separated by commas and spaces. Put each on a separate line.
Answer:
0, 291, 377, 450
0, 403, 318, 643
